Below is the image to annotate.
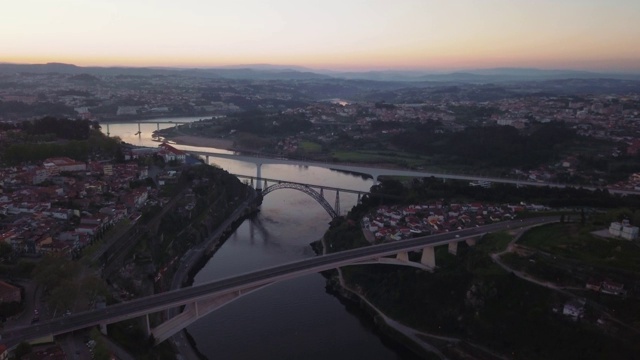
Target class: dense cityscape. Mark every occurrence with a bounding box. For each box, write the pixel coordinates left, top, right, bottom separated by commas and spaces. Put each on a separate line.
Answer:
0, 64, 640, 359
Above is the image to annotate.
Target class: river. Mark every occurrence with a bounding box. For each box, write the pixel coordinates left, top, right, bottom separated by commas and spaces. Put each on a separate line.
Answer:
104, 117, 421, 359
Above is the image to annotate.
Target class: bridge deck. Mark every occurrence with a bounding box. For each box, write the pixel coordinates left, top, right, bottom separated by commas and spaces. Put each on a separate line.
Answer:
1, 217, 556, 347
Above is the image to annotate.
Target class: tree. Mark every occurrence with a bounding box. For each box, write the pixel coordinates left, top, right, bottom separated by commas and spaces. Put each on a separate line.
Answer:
0, 242, 12, 258
14, 342, 32, 358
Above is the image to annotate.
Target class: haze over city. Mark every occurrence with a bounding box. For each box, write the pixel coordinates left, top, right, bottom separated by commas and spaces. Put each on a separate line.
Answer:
2, 0, 640, 71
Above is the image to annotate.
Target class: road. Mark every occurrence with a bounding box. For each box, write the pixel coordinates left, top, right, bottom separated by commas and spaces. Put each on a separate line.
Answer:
490, 224, 640, 336
187, 150, 640, 196
1, 216, 557, 347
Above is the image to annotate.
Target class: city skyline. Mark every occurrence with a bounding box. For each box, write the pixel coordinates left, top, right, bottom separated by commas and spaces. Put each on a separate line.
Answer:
2, 0, 640, 72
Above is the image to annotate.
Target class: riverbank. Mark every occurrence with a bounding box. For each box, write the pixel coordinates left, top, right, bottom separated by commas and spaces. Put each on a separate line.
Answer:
315, 237, 440, 359
168, 189, 260, 360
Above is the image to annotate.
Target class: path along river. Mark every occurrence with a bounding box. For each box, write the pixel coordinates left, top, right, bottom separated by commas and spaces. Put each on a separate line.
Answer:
105, 117, 420, 359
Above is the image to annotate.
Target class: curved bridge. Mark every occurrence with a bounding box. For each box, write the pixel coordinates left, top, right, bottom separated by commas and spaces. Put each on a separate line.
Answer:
0, 217, 557, 348
261, 182, 339, 218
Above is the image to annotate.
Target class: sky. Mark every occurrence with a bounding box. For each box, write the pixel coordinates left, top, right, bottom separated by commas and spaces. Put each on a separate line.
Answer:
2, 0, 640, 72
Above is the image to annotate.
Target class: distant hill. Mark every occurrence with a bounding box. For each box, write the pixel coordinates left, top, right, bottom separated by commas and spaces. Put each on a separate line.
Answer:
327, 68, 640, 83
213, 63, 313, 72
0, 62, 328, 80
186, 68, 330, 80
0, 62, 188, 77
0, 62, 638, 83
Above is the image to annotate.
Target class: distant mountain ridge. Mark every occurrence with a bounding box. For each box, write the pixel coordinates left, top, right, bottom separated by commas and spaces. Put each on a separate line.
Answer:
0, 62, 639, 83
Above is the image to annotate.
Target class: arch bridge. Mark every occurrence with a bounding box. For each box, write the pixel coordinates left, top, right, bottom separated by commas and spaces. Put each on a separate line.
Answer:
234, 174, 368, 219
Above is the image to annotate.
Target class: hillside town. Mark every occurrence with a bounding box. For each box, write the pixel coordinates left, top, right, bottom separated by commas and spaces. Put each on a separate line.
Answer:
2, 70, 640, 360
0, 143, 189, 261
363, 202, 524, 242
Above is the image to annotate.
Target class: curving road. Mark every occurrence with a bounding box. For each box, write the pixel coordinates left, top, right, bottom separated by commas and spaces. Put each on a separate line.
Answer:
1, 216, 556, 347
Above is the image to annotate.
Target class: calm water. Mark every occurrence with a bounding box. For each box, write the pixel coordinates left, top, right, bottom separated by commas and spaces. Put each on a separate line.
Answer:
104, 117, 418, 360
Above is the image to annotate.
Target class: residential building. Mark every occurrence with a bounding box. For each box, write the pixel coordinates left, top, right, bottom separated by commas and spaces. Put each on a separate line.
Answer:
0, 280, 21, 303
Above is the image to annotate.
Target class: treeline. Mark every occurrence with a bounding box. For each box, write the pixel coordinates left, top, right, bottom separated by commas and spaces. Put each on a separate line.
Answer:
20, 117, 97, 140
0, 117, 97, 140
390, 121, 575, 168
0, 101, 75, 118
1, 117, 121, 165
227, 110, 312, 136
345, 177, 640, 221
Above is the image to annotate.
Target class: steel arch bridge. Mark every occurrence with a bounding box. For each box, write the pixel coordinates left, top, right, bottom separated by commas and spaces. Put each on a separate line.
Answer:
261, 183, 339, 218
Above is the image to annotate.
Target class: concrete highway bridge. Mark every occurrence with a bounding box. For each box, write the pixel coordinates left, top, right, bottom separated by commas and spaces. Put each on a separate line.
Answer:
1, 217, 556, 348
189, 150, 640, 196
102, 121, 196, 136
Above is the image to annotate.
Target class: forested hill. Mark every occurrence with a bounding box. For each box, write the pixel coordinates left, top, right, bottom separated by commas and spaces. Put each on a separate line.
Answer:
391, 121, 576, 168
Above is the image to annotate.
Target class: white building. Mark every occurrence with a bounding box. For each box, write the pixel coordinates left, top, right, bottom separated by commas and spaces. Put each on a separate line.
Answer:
609, 220, 639, 240
562, 298, 585, 321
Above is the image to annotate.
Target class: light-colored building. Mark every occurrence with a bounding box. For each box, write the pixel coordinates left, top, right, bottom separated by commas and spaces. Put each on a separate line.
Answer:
562, 298, 585, 321
159, 143, 186, 163
621, 225, 639, 240
43, 157, 87, 173
103, 164, 113, 176
117, 106, 139, 115
609, 220, 639, 240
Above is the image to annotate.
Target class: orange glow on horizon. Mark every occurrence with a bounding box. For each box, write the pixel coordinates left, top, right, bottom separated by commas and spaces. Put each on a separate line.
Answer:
4, 52, 640, 73
2, 0, 639, 72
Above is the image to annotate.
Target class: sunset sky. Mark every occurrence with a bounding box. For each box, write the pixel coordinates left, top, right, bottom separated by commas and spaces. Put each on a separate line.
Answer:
2, 0, 640, 71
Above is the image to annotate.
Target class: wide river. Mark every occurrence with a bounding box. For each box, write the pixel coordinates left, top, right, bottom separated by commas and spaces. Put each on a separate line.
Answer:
105, 117, 420, 359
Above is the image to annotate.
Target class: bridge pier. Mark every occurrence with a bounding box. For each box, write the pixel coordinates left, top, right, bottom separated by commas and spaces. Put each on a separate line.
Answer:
334, 190, 340, 216
99, 322, 108, 336
157, 122, 160, 130
465, 238, 477, 246
106, 123, 110, 136
256, 164, 263, 191
205, 155, 209, 164
138, 123, 141, 134
144, 314, 151, 338
370, 172, 380, 184
396, 251, 409, 262
420, 246, 436, 269
357, 193, 361, 204
448, 241, 458, 255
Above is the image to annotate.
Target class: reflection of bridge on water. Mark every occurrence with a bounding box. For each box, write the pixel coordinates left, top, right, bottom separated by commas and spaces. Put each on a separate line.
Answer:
234, 174, 368, 218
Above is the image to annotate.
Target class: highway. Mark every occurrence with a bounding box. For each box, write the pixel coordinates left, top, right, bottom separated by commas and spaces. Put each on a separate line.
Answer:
187, 150, 640, 195
1, 216, 556, 347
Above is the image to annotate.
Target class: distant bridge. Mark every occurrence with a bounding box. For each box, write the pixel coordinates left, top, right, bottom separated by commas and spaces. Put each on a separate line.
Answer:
188, 150, 640, 196
101, 121, 197, 136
